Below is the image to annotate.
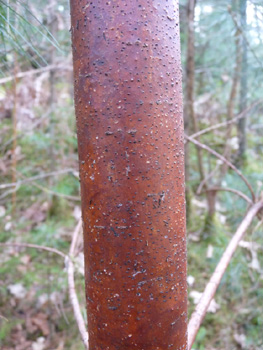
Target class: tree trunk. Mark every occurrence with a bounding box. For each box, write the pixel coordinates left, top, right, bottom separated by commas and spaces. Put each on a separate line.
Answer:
184, 0, 195, 223
237, 0, 247, 166
185, 0, 205, 185
70, 1, 187, 349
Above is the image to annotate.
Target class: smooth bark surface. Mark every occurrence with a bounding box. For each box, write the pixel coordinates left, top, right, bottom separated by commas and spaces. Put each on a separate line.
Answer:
70, 1, 187, 349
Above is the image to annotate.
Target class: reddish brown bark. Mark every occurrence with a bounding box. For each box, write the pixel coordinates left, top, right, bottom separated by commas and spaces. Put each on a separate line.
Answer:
70, 1, 187, 349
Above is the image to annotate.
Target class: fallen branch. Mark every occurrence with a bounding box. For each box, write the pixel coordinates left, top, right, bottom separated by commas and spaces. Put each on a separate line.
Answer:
188, 200, 263, 349
185, 134, 256, 202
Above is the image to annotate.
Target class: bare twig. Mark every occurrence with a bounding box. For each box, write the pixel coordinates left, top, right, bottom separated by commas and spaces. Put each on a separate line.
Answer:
30, 181, 80, 201
67, 260, 89, 349
0, 185, 19, 201
68, 219, 89, 349
188, 200, 263, 349
0, 242, 66, 258
185, 134, 256, 202
188, 101, 260, 140
0, 314, 8, 322
0, 169, 75, 189
205, 186, 252, 205
186, 101, 260, 194
0, 64, 73, 85
197, 165, 219, 195
69, 219, 82, 256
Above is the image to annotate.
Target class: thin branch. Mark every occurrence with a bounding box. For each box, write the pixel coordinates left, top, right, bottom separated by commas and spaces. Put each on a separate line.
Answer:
188, 101, 260, 140
0, 64, 73, 85
185, 134, 256, 202
0, 242, 66, 258
187, 101, 261, 194
68, 219, 89, 349
67, 259, 89, 349
69, 219, 82, 256
0, 314, 9, 322
188, 102, 260, 194
0, 185, 19, 201
30, 181, 80, 201
188, 200, 263, 349
197, 165, 219, 195
205, 186, 252, 205
0, 168, 75, 189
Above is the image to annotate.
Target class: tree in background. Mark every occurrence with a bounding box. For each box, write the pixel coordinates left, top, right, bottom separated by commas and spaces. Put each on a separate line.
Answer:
237, 0, 248, 166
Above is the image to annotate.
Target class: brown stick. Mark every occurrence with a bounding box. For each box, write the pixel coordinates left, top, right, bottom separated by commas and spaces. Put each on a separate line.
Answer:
185, 134, 256, 202
187, 200, 263, 349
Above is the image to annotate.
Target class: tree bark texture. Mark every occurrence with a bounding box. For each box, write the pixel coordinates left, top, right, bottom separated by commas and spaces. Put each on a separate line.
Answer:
70, 1, 187, 350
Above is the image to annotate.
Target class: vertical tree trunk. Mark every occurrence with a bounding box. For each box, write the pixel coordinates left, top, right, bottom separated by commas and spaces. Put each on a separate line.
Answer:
184, 0, 196, 223
48, 0, 57, 180
237, 0, 247, 166
70, 1, 187, 349
185, 0, 205, 185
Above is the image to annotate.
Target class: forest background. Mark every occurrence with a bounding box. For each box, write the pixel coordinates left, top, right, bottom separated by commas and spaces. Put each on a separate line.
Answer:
0, 0, 263, 349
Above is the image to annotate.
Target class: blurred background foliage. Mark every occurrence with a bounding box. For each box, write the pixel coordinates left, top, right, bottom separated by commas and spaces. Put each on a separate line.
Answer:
0, 0, 262, 349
